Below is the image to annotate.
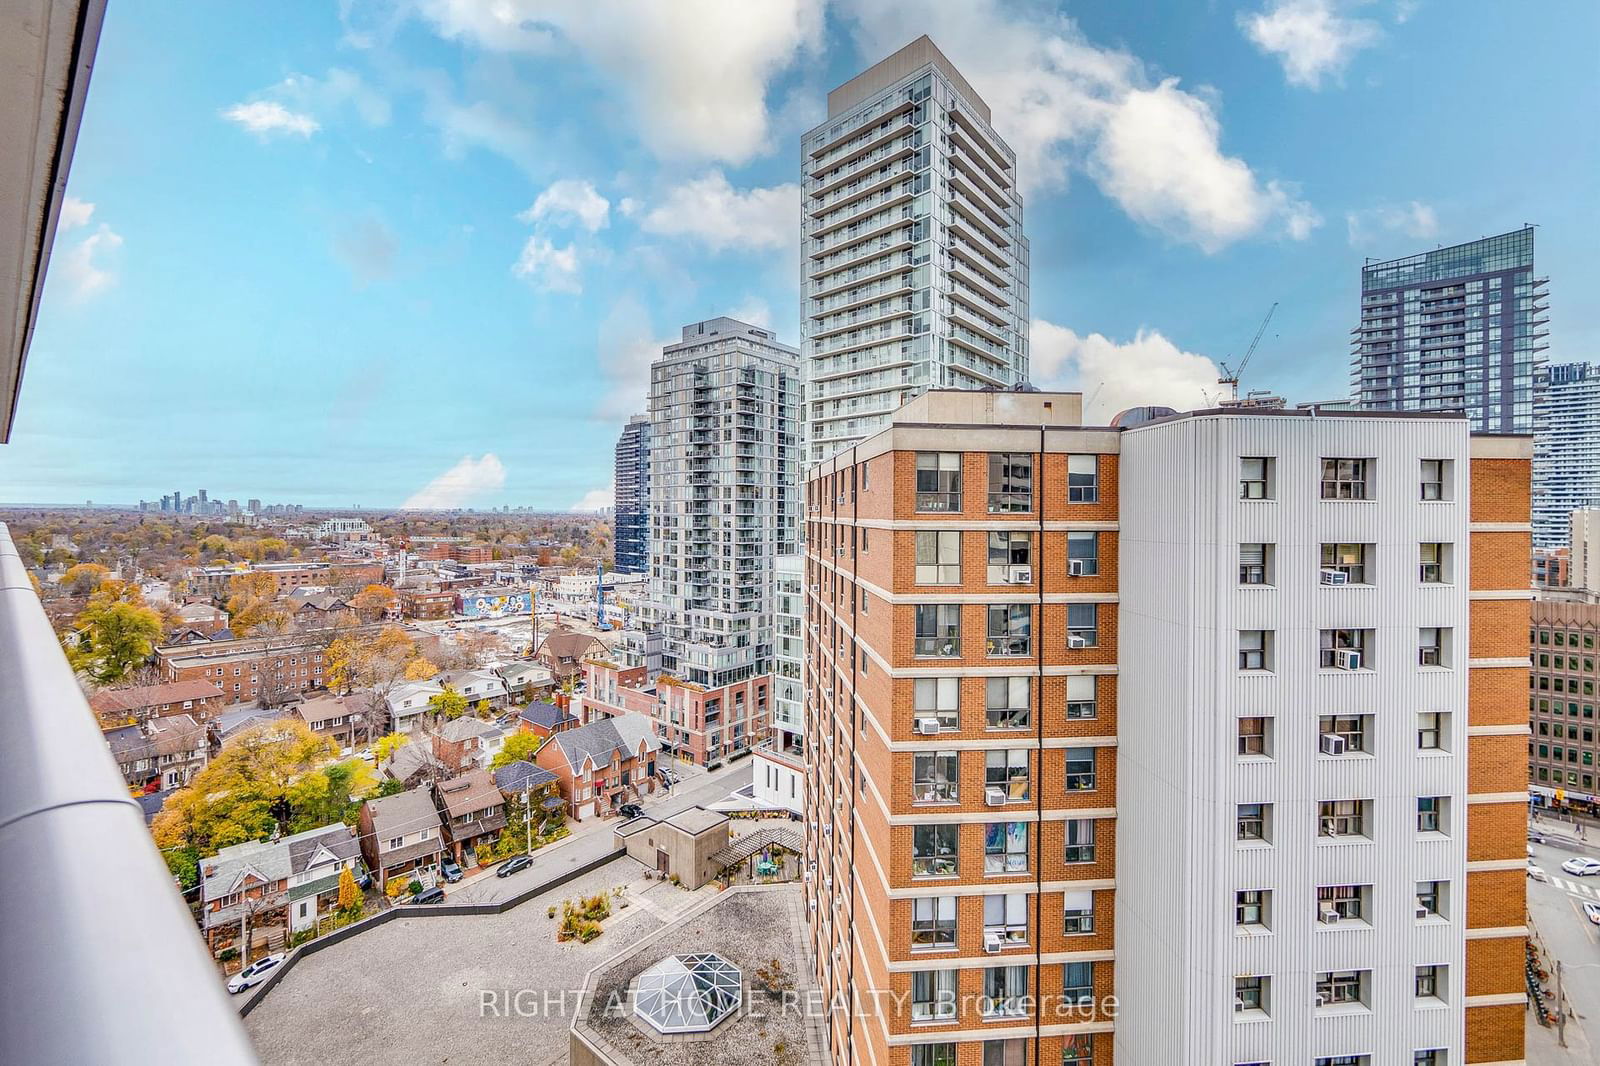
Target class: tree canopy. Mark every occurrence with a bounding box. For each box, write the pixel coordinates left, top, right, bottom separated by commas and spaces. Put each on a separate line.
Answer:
490, 731, 543, 770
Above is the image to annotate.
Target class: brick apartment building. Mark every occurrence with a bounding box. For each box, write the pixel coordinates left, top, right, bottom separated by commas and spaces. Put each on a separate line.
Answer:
186, 560, 385, 598
89, 679, 226, 725
158, 636, 329, 705
399, 587, 455, 620
804, 390, 1528, 1066
1529, 596, 1600, 809
582, 657, 769, 767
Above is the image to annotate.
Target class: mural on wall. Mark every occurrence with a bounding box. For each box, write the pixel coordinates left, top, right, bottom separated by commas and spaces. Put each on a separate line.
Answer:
460, 591, 532, 619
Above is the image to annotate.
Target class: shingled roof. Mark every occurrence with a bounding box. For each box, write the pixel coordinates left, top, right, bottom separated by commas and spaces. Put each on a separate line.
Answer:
545, 713, 658, 772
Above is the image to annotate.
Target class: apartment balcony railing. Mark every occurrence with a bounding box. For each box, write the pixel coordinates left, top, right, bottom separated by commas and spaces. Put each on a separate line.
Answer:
0, 523, 259, 1063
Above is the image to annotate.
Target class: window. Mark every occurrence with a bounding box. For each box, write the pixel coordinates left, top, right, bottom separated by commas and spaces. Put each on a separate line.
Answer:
985, 892, 1028, 944
1321, 542, 1369, 583
1062, 1034, 1094, 1065
982, 965, 1030, 1016
1320, 458, 1370, 500
913, 751, 959, 803
1417, 796, 1446, 834
911, 896, 956, 948
915, 531, 962, 584
1419, 627, 1446, 667
1063, 818, 1096, 863
986, 676, 1030, 729
914, 604, 961, 657
1067, 531, 1099, 576
915, 453, 961, 512
1315, 1058, 1369, 1066
1415, 1051, 1445, 1066
387, 836, 404, 850
1238, 716, 1269, 756
1317, 885, 1366, 922
1420, 458, 1447, 500
1063, 890, 1094, 934
1237, 803, 1270, 842
1064, 748, 1096, 791
1236, 889, 1269, 929
985, 750, 1030, 802
1415, 965, 1443, 1000
987, 604, 1031, 657
911, 969, 956, 1021
984, 821, 1029, 874
1416, 880, 1445, 919
988, 453, 1032, 512
912, 1043, 956, 1066
1240, 457, 1272, 499
1062, 961, 1094, 1005
912, 824, 958, 877
1318, 799, 1367, 839
1067, 454, 1098, 503
1315, 969, 1366, 1008
1318, 714, 1369, 755
1066, 675, 1097, 719
1239, 543, 1270, 585
983, 1039, 1027, 1066
1320, 628, 1368, 668
987, 530, 1032, 583
1239, 630, 1271, 671
1419, 542, 1448, 583
1067, 603, 1098, 647
1234, 975, 1267, 1014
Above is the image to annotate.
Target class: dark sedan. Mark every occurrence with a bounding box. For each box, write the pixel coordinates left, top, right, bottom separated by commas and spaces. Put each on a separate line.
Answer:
497, 855, 533, 878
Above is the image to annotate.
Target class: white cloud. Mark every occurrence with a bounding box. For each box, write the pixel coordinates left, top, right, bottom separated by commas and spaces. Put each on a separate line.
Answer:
59, 197, 95, 230
221, 100, 320, 138
638, 171, 799, 252
838, 0, 1316, 250
414, 0, 823, 163
1345, 200, 1438, 246
1031, 318, 1221, 423
1238, 0, 1383, 89
276, 68, 392, 126
332, 216, 399, 283
521, 179, 610, 232
595, 297, 673, 421
571, 483, 615, 512
511, 236, 582, 293
58, 224, 123, 302
730, 298, 774, 328
401, 453, 507, 510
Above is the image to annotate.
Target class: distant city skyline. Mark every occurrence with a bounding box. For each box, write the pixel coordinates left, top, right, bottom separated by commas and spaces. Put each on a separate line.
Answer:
2, 2, 1595, 508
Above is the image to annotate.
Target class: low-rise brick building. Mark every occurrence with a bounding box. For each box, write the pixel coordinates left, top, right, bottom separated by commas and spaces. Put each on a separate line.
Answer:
89, 679, 226, 726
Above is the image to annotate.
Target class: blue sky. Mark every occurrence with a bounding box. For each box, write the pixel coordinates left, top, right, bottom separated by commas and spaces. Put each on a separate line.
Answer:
4, 0, 1595, 509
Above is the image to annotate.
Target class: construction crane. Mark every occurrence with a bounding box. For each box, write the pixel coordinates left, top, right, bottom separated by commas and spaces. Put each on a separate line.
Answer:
1217, 302, 1278, 403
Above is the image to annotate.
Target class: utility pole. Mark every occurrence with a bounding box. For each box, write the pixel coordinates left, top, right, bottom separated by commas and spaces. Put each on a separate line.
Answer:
522, 790, 532, 856
1557, 959, 1567, 1047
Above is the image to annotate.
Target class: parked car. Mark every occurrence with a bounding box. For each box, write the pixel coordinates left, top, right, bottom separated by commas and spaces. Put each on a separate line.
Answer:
1585, 901, 1600, 926
440, 859, 464, 883
1562, 857, 1600, 877
618, 803, 644, 820
1528, 862, 1548, 882
411, 886, 446, 904
497, 855, 533, 878
226, 952, 286, 994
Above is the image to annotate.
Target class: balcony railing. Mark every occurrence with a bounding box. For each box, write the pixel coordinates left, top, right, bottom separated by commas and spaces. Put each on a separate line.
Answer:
0, 523, 259, 1062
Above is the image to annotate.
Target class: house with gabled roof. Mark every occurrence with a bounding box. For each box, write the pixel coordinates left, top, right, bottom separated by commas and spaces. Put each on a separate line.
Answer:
433, 768, 507, 866
198, 823, 364, 955
495, 659, 555, 702
534, 712, 660, 821
357, 785, 444, 887
435, 667, 510, 711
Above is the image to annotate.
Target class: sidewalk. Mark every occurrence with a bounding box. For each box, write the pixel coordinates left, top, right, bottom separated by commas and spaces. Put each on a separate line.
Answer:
1528, 1004, 1596, 1064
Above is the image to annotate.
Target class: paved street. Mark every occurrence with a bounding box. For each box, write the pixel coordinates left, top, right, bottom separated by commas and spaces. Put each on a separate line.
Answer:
446, 757, 753, 904
1527, 832, 1600, 1063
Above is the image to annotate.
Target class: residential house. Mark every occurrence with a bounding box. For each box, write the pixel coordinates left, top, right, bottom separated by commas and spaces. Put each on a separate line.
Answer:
430, 716, 508, 773
102, 714, 210, 793
533, 625, 609, 685
379, 739, 444, 791
492, 759, 561, 808
384, 678, 443, 735
213, 703, 288, 743
435, 668, 509, 712
433, 768, 508, 866
516, 700, 579, 741
89, 679, 226, 726
534, 713, 660, 820
199, 823, 364, 953
495, 659, 555, 703
290, 693, 368, 751
289, 591, 356, 629
176, 601, 228, 636
357, 786, 444, 887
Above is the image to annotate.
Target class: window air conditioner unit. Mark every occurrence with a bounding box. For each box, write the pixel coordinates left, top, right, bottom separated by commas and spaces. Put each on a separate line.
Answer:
1335, 649, 1361, 670
1314, 992, 1328, 1008
1320, 817, 1339, 836
823, 824, 833, 837
1010, 566, 1033, 584
917, 717, 942, 736
1234, 996, 1248, 1013
1320, 568, 1349, 585
1068, 559, 1085, 577
1319, 733, 1347, 756
1318, 902, 1341, 923
1415, 903, 1429, 920
1068, 635, 1087, 649
984, 933, 1003, 954
985, 786, 1007, 807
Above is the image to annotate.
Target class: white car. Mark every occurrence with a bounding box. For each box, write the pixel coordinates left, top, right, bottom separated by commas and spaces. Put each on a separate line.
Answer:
1562, 857, 1600, 877
1584, 901, 1600, 926
226, 952, 286, 994
1528, 862, 1549, 882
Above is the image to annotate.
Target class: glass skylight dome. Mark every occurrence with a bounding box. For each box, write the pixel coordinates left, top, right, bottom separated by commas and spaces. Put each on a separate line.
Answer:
632, 952, 742, 1034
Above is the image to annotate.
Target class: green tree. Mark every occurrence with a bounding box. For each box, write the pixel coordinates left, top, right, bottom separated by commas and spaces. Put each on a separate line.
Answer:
165, 846, 200, 892
491, 731, 544, 770
375, 778, 406, 798
429, 685, 468, 720
69, 600, 164, 683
